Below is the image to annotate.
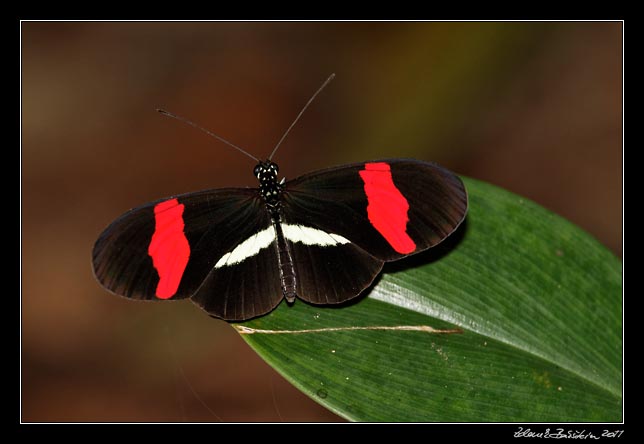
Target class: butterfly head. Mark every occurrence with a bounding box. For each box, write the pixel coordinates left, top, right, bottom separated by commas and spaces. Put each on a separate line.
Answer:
255, 161, 281, 206
254, 160, 279, 182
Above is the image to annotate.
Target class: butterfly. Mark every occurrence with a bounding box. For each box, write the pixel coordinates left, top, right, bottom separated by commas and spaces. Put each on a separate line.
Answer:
91, 75, 468, 321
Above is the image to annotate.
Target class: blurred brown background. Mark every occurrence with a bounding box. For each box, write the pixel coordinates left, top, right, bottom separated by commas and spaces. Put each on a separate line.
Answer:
21, 21, 622, 422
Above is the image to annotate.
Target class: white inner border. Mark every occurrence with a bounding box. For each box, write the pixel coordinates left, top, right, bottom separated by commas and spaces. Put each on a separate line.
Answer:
214, 224, 350, 268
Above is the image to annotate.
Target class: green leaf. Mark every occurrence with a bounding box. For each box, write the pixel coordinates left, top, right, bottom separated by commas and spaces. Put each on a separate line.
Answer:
236, 177, 622, 422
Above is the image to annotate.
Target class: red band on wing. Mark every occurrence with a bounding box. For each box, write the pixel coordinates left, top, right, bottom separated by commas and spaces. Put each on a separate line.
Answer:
148, 198, 190, 299
359, 162, 416, 254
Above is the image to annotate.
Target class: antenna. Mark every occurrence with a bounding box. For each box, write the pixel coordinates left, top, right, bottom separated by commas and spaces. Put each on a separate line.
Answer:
268, 73, 336, 161
157, 109, 259, 162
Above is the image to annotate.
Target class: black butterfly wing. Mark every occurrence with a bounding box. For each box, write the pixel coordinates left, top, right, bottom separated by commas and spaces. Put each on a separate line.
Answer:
277, 158, 466, 306
282, 158, 467, 261
92, 188, 283, 320
275, 222, 385, 305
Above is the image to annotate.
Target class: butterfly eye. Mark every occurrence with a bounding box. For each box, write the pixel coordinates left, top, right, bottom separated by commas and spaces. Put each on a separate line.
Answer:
253, 165, 261, 178
272, 164, 279, 174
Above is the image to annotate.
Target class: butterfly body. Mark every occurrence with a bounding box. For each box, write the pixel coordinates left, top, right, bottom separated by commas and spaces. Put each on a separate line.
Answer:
254, 160, 298, 303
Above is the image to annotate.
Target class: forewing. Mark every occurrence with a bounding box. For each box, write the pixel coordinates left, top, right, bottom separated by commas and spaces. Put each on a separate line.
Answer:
282, 159, 467, 262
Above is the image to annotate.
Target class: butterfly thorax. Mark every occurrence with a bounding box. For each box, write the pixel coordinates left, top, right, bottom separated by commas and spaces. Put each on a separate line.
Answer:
255, 160, 282, 212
